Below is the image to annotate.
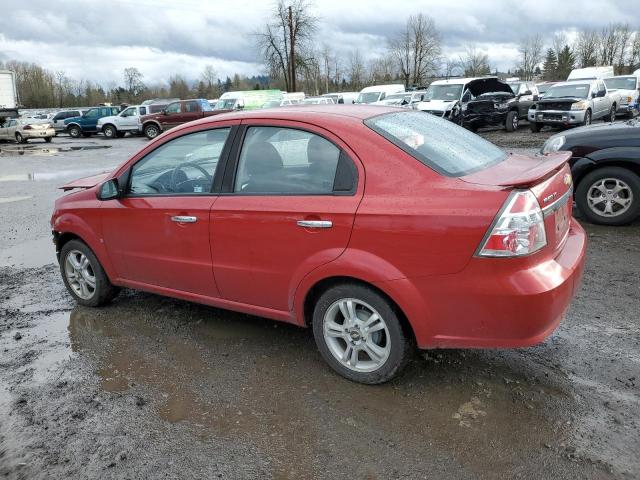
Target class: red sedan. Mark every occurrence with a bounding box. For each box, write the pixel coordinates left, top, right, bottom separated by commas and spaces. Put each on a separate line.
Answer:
51, 106, 586, 384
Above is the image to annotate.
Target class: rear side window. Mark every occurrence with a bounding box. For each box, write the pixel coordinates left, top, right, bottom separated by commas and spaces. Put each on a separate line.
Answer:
365, 111, 506, 177
185, 101, 199, 112
234, 126, 349, 194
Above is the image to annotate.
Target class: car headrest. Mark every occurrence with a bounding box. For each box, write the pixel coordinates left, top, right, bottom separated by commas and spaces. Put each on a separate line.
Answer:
307, 135, 338, 166
244, 142, 283, 176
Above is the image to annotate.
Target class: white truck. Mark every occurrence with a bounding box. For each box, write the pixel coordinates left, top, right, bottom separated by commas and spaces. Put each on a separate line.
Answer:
0, 70, 19, 124
96, 103, 167, 138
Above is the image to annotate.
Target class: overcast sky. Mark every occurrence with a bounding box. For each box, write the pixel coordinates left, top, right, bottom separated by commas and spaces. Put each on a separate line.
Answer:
0, 0, 637, 86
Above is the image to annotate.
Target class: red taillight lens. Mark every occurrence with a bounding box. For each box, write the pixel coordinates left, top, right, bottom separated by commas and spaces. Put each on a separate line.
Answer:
476, 190, 547, 257
23, 125, 33, 130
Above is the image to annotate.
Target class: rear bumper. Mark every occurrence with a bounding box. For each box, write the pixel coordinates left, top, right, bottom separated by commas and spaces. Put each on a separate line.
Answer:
23, 128, 55, 138
378, 219, 587, 349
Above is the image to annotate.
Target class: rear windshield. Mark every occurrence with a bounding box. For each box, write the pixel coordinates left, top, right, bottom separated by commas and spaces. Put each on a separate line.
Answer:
364, 111, 506, 177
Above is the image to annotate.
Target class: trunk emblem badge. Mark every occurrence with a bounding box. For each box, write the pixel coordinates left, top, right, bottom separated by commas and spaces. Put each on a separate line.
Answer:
563, 174, 572, 186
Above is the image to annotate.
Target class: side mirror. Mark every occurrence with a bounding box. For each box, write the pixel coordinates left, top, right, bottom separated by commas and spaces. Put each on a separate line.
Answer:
599, 90, 606, 98
97, 179, 120, 201
591, 92, 597, 99
533, 94, 539, 101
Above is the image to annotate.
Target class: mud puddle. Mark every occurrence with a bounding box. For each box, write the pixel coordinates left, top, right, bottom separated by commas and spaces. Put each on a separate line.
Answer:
0, 144, 111, 157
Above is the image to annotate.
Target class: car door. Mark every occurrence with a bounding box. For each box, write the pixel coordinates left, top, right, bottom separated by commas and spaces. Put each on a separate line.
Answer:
159, 101, 183, 129
210, 121, 363, 312
118, 107, 137, 130
594, 81, 608, 117
181, 100, 203, 123
100, 125, 236, 296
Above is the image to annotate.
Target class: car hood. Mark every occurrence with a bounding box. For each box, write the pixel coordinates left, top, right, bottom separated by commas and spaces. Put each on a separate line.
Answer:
59, 172, 110, 191
465, 78, 513, 97
537, 97, 583, 105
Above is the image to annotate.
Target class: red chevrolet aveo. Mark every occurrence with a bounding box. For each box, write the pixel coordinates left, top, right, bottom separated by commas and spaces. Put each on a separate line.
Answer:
51, 106, 586, 384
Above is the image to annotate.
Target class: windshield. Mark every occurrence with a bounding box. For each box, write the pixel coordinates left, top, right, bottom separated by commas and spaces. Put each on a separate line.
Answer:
365, 111, 506, 177
507, 82, 522, 95
214, 99, 236, 110
537, 84, 552, 95
357, 92, 382, 104
424, 85, 463, 101
545, 83, 591, 99
604, 77, 638, 90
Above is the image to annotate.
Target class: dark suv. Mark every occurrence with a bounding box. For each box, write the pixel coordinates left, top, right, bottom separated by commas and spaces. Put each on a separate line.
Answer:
462, 79, 538, 132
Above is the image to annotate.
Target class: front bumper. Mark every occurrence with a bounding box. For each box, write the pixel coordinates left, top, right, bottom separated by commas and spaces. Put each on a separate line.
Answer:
463, 111, 508, 127
532, 109, 586, 125
380, 219, 587, 349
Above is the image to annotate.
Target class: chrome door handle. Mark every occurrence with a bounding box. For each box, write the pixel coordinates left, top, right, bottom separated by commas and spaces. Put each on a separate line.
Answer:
296, 220, 332, 229
171, 215, 197, 223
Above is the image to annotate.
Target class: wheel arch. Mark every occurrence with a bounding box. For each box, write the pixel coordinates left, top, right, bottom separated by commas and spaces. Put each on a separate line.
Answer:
66, 122, 82, 131
101, 123, 117, 133
143, 120, 162, 130
576, 152, 640, 187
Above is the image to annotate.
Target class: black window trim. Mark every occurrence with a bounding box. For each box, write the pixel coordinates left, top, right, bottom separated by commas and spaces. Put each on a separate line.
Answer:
123, 125, 239, 198
219, 124, 358, 197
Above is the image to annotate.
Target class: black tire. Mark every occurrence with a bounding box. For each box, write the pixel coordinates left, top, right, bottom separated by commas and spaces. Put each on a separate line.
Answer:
144, 123, 160, 139
44, 137, 53, 143
530, 122, 542, 132
581, 109, 592, 127
68, 125, 81, 138
59, 239, 119, 307
116, 131, 126, 138
505, 110, 519, 132
603, 105, 616, 123
311, 283, 414, 384
575, 166, 640, 226
103, 124, 117, 139
15, 133, 26, 143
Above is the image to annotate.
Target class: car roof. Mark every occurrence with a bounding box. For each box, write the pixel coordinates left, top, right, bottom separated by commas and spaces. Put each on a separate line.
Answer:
552, 80, 596, 87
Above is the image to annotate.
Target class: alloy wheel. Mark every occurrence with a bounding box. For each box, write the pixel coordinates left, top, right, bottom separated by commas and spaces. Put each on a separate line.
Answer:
64, 250, 97, 300
587, 177, 634, 218
323, 298, 391, 373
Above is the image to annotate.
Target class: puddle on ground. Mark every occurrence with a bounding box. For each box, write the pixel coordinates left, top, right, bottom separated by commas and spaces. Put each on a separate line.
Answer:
0, 195, 32, 204
0, 169, 111, 183
0, 237, 57, 268
62, 297, 577, 479
0, 144, 111, 157
28, 311, 74, 384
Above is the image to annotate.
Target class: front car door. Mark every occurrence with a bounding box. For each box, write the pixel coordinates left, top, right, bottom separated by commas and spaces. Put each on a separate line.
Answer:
160, 102, 183, 130
101, 126, 235, 296
210, 121, 363, 313
118, 107, 138, 130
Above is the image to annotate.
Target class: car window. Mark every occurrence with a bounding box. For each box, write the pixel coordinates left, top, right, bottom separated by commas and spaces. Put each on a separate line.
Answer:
185, 101, 199, 113
84, 109, 99, 119
365, 111, 506, 177
121, 107, 136, 117
234, 127, 342, 194
166, 102, 181, 114
129, 128, 230, 195
139, 107, 147, 115
53, 113, 64, 120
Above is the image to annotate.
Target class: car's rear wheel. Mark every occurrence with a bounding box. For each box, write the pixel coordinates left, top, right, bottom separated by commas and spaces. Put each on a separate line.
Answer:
59, 240, 119, 307
604, 105, 616, 122
312, 283, 413, 384
581, 109, 592, 126
576, 167, 640, 226
68, 125, 81, 138
144, 124, 160, 139
505, 110, 519, 132
45, 137, 52, 143
116, 131, 126, 138
103, 125, 116, 139
530, 122, 542, 132
15, 133, 25, 143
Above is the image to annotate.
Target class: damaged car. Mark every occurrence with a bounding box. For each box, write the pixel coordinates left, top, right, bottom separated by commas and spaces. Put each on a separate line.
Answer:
462, 78, 538, 132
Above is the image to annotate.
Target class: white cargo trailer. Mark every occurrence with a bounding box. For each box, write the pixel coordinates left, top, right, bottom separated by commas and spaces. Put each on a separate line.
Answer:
0, 70, 19, 122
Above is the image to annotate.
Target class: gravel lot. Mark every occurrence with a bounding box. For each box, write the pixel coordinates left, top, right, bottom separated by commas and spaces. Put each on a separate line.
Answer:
0, 126, 638, 479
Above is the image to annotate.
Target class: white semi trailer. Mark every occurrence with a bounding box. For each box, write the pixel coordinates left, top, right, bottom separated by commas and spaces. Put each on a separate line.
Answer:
0, 70, 19, 123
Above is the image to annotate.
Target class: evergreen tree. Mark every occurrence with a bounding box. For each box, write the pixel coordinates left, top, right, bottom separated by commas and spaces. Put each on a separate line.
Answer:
556, 45, 575, 81
542, 48, 557, 80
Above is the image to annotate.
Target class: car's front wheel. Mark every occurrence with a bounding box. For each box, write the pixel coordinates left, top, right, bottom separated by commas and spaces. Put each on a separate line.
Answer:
312, 283, 413, 384
103, 125, 117, 139
68, 125, 81, 138
604, 105, 616, 122
505, 110, 519, 132
59, 240, 119, 307
576, 166, 640, 226
581, 109, 592, 126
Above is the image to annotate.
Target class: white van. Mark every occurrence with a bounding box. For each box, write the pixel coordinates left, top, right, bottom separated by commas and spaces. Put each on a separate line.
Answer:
567, 66, 614, 81
604, 75, 640, 118
356, 85, 405, 104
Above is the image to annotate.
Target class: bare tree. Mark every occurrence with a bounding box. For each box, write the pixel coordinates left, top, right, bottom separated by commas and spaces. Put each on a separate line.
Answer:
630, 31, 640, 71
123, 67, 145, 98
599, 23, 621, 66
389, 14, 441, 88
518, 34, 544, 80
320, 44, 332, 94
458, 45, 490, 76
348, 49, 365, 90
442, 57, 461, 78
256, 0, 318, 92
575, 29, 599, 67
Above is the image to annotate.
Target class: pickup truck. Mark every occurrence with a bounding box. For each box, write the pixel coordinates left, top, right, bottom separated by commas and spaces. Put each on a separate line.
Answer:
140, 99, 223, 139
64, 106, 121, 138
529, 79, 618, 131
97, 104, 167, 139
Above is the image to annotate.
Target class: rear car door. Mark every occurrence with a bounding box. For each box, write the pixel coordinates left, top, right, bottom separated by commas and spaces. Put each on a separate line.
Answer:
210, 121, 363, 312
101, 125, 236, 296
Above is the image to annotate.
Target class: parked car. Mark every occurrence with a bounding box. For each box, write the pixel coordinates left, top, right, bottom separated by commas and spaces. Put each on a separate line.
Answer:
301, 96, 335, 105
261, 99, 301, 108
528, 80, 617, 131
51, 106, 586, 384
603, 75, 640, 118
567, 66, 614, 81
321, 92, 359, 104
416, 77, 496, 122
140, 99, 219, 139
373, 91, 427, 108
213, 90, 283, 111
0, 118, 54, 143
355, 85, 405, 104
64, 106, 121, 138
51, 110, 84, 133
97, 104, 167, 139
462, 78, 537, 132
536, 82, 557, 98
541, 118, 640, 225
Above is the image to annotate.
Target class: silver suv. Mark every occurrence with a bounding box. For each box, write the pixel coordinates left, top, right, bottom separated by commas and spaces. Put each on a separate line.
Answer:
529, 80, 617, 131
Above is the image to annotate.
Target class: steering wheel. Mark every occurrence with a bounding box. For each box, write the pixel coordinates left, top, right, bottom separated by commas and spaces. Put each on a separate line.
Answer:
169, 163, 212, 192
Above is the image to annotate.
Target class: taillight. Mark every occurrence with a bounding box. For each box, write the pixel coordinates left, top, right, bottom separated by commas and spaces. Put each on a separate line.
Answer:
23, 125, 33, 130
476, 190, 547, 257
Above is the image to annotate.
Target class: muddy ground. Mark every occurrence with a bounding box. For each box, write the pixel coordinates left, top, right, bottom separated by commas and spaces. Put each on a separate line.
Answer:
0, 127, 638, 479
